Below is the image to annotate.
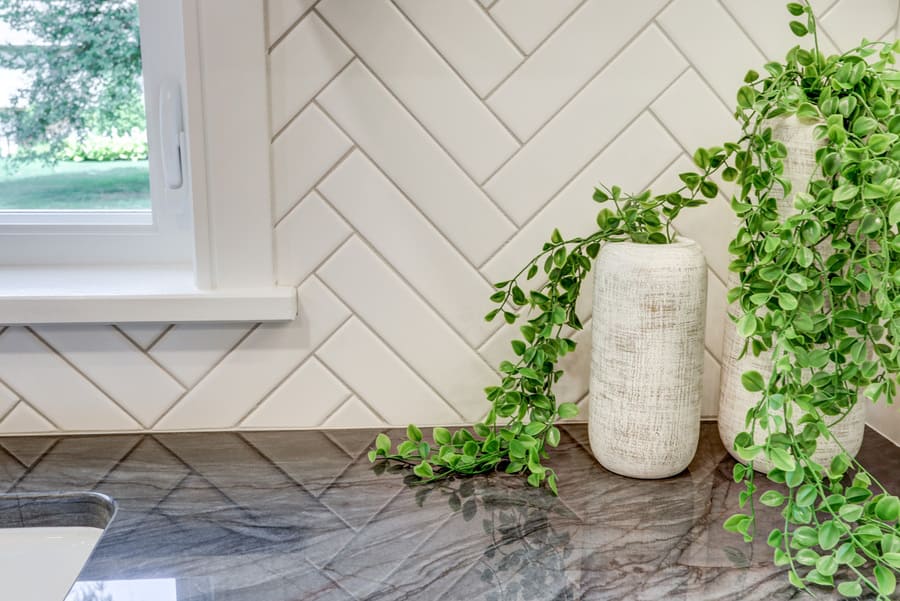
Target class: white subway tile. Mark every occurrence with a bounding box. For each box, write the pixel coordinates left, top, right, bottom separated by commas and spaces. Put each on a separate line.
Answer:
657, 0, 765, 106
649, 156, 738, 283
269, 13, 352, 133
318, 237, 497, 421
318, 0, 518, 181
721, 0, 838, 60
482, 114, 681, 282
156, 279, 350, 429
651, 69, 739, 154
489, 0, 668, 140
702, 351, 721, 418
0, 403, 55, 434
489, 0, 582, 54
149, 323, 253, 388
821, 0, 896, 52
394, 0, 522, 97
485, 27, 687, 225
318, 61, 515, 264
241, 358, 350, 428
266, 0, 317, 45
32, 325, 185, 427
116, 323, 169, 350
323, 395, 385, 428
318, 318, 459, 424
319, 151, 496, 346
275, 191, 351, 286
705, 272, 728, 362
0, 328, 138, 431
0, 379, 18, 420
272, 104, 352, 222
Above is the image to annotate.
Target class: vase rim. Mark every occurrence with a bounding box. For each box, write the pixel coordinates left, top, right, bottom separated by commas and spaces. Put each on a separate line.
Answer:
612, 236, 699, 249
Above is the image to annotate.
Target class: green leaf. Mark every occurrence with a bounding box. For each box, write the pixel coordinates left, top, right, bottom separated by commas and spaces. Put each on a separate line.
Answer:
837, 581, 862, 597
737, 86, 755, 109
741, 370, 766, 392
413, 461, 434, 479
876, 565, 897, 596
407, 424, 423, 442
723, 513, 752, 533
367, 449, 377, 462
793, 526, 818, 547
816, 555, 838, 577
546, 426, 561, 447
768, 447, 796, 472
786, 2, 804, 16
760, 490, 786, 507
795, 484, 817, 507
376, 433, 391, 454
875, 495, 900, 521
737, 313, 757, 338
818, 520, 841, 550
433, 427, 451, 446
789, 20, 808, 36
778, 292, 798, 311
557, 403, 579, 419
889, 201, 900, 226
511, 340, 526, 356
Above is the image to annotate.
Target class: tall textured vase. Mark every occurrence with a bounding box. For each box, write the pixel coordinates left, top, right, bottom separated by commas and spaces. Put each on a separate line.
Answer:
589, 238, 707, 479
718, 115, 866, 473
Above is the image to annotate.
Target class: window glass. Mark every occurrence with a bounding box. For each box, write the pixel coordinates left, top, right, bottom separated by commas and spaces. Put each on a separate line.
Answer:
0, 0, 151, 211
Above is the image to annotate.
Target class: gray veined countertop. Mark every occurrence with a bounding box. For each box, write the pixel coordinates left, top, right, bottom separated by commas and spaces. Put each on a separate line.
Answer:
0, 423, 897, 601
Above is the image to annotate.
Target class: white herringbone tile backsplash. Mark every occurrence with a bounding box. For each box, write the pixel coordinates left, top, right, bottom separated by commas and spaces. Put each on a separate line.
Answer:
0, 0, 897, 435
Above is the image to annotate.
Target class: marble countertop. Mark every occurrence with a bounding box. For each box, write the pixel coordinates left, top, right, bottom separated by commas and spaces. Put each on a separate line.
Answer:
1, 423, 897, 601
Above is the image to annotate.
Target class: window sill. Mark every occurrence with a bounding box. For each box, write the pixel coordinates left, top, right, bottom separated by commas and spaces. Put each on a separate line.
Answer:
0, 265, 297, 324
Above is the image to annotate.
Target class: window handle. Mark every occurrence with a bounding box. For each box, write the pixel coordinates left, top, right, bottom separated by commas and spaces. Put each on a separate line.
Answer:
159, 80, 184, 190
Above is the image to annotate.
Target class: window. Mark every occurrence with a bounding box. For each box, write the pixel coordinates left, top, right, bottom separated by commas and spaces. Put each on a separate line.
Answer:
0, 1, 295, 323
0, 0, 191, 266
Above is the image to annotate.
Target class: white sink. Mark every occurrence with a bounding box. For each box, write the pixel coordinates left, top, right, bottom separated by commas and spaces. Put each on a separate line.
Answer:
0, 492, 115, 601
0, 526, 104, 601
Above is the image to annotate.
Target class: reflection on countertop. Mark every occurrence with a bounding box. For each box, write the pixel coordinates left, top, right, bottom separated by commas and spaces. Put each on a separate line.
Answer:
0, 423, 897, 600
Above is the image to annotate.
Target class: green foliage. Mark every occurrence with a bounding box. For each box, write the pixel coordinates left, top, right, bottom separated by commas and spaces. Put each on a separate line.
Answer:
0, 0, 144, 167
372, 2, 900, 597
370, 165, 728, 491
721, 2, 900, 598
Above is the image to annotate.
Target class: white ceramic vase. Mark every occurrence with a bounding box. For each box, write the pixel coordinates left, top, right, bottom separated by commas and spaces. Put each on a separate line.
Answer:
589, 238, 707, 479
717, 115, 866, 473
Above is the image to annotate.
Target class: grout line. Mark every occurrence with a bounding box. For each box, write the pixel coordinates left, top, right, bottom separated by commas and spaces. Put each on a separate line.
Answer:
147, 323, 262, 430
110, 325, 191, 392
270, 57, 356, 143
310, 16, 521, 228
112, 323, 171, 353
476, 63, 691, 272
231, 314, 353, 428
717, 0, 775, 62
653, 23, 739, 116
315, 172, 504, 348
273, 145, 356, 229
481, 0, 678, 172
315, 274, 469, 424
387, 0, 525, 147
308, 391, 358, 428
266, 1, 321, 53
474, 0, 528, 59
482, 0, 591, 100
312, 101, 505, 301
24, 326, 146, 431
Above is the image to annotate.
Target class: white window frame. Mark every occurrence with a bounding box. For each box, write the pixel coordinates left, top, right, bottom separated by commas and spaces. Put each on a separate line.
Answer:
0, 0, 296, 324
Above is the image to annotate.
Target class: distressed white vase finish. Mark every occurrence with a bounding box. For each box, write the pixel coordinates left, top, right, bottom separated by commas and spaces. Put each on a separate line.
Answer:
718, 116, 866, 473
589, 238, 707, 479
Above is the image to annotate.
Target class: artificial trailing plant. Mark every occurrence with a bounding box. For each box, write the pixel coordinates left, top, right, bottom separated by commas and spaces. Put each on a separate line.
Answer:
720, 3, 900, 598
371, 2, 900, 597
368, 165, 727, 496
